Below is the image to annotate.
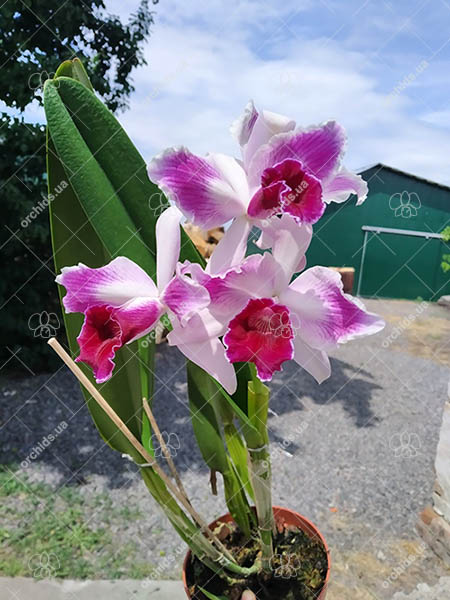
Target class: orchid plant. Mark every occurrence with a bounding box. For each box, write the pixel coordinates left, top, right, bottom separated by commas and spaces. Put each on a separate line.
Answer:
45, 60, 384, 597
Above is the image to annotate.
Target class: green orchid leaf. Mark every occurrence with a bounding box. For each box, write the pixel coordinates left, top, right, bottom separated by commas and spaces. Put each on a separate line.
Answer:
198, 588, 228, 600
47, 131, 143, 458
187, 362, 229, 474
45, 66, 157, 457
54, 57, 94, 91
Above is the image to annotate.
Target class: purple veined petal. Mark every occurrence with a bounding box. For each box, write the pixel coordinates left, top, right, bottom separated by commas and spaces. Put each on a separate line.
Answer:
56, 257, 158, 314
292, 335, 331, 384
172, 336, 237, 394
156, 205, 182, 292
113, 297, 166, 344
322, 167, 368, 206
248, 121, 347, 189
280, 266, 385, 350
206, 216, 252, 275
161, 266, 210, 325
231, 101, 296, 171
148, 147, 248, 229
256, 214, 312, 290
204, 253, 278, 320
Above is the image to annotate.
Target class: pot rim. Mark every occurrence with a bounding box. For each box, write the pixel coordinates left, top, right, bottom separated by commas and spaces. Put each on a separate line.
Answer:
182, 505, 331, 599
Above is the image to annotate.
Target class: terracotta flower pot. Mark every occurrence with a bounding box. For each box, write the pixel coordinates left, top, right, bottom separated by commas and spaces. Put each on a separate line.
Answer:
182, 506, 331, 599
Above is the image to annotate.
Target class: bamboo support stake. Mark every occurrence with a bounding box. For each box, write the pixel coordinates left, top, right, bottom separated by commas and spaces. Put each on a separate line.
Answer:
47, 337, 235, 563
142, 396, 190, 502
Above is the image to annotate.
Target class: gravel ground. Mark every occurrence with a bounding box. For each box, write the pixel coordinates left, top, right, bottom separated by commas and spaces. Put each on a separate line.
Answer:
1, 298, 449, 598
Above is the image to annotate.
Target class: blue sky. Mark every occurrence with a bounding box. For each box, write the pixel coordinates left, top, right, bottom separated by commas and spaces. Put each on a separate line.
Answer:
21, 0, 450, 183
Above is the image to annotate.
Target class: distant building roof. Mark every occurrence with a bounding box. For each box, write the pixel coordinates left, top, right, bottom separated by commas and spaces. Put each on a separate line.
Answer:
357, 162, 450, 193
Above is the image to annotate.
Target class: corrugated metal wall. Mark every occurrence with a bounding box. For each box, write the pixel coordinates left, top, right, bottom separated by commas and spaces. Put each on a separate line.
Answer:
304, 165, 450, 301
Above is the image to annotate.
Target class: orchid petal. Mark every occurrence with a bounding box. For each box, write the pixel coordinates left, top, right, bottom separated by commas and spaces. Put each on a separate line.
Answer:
161, 268, 210, 325
224, 298, 294, 381
247, 158, 325, 224
322, 167, 368, 206
113, 297, 165, 344
203, 253, 277, 320
293, 336, 331, 383
76, 306, 123, 383
256, 215, 312, 291
168, 314, 236, 394
232, 101, 296, 171
206, 216, 251, 275
148, 147, 248, 229
280, 266, 385, 350
248, 121, 346, 189
56, 257, 158, 314
156, 205, 182, 293
75, 297, 164, 383
168, 310, 227, 344
174, 337, 237, 394
230, 99, 259, 147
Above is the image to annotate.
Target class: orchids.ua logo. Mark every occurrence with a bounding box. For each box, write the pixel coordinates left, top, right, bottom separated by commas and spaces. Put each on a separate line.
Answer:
389, 432, 421, 458
151, 431, 181, 458
389, 191, 421, 218
270, 553, 303, 579
28, 551, 60, 578
28, 70, 59, 92
21, 180, 68, 228
269, 310, 301, 338
148, 191, 169, 216
28, 311, 60, 338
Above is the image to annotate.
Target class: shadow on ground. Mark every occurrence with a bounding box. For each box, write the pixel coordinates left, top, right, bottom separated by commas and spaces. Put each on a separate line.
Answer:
0, 344, 383, 489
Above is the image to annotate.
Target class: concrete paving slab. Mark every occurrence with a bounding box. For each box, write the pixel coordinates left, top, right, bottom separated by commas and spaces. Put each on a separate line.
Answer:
392, 576, 450, 598
0, 578, 186, 600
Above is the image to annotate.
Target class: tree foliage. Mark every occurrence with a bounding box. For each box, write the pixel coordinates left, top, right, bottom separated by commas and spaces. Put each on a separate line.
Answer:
0, 1, 157, 372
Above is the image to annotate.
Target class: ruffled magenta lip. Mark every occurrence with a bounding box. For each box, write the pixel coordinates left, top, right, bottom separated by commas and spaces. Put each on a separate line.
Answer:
76, 305, 123, 384
247, 158, 326, 224
224, 298, 295, 381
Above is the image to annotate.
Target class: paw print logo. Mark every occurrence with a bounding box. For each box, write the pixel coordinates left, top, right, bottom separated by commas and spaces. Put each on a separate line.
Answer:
28, 311, 60, 338
389, 432, 421, 458
389, 191, 421, 218
148, 192, 170, 216
29, 552, 60, 578
151, 432, 181, 458
270, 553, 300, 579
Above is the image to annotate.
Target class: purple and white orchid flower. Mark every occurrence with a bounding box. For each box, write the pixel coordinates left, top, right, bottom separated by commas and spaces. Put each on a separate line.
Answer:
168, 217, 384, 391
147, 101, 368, 273
55, 207, 209, 383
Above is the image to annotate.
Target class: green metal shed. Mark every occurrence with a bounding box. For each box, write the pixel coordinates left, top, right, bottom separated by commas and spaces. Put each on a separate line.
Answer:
297, 163, 450, 301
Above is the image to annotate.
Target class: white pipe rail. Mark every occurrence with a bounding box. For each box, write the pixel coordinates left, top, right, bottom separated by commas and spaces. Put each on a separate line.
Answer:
356, 225, 445, 296
361, 225, 443, 239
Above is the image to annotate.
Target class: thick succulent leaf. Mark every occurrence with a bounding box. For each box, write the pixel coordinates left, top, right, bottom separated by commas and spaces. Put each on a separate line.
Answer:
54, 58, 94, 91
46, 67, 153, 457
187, 362, 229, 474
47, 132, 144, 457
45, 78, 154, 273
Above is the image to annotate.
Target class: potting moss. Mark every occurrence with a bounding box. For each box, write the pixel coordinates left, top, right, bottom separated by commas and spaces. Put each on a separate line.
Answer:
187, 522, 328, 600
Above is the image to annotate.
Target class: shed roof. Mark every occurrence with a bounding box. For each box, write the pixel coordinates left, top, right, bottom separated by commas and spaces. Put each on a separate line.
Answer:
357, 163, 450, 193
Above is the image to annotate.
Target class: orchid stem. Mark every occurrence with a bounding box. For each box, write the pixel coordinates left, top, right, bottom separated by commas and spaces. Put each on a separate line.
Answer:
247, 368, 275, 572
142, 396, 190, 503
47, 337, 236, 564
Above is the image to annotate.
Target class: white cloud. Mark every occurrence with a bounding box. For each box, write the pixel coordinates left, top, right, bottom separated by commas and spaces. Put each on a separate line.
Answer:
114, 3, 450, 186
15, 1, 449, 187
